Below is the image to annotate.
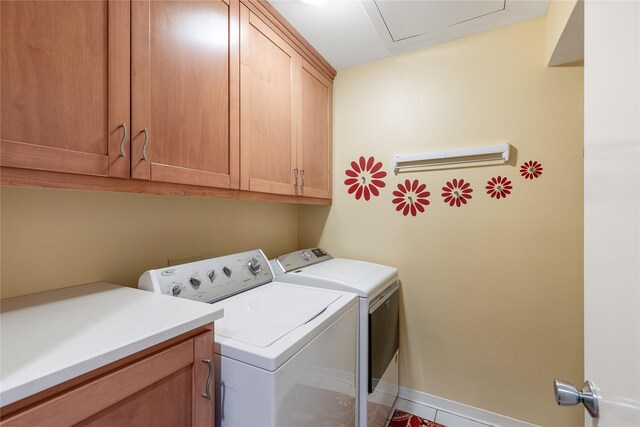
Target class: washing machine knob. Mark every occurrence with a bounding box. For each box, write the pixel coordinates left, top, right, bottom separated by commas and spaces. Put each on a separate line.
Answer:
171, 285, 181, 296
300, 250, 312, 261
223, 266, 232, 278
189, 276, 201, 288
247, 257, 262, 276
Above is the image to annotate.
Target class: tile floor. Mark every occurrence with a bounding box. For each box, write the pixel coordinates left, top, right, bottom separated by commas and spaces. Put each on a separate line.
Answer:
386, 397, 492, 427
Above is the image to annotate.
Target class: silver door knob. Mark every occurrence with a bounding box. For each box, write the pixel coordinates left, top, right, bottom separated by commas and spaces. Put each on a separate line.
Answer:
554, 379, 599, 418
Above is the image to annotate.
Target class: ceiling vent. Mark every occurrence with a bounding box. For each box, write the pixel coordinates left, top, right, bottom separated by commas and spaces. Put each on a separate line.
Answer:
362, 0, 548, 52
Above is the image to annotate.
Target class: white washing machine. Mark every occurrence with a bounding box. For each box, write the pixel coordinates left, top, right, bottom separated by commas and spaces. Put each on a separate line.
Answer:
139, 249, 359, 427
271, 249, 399, 427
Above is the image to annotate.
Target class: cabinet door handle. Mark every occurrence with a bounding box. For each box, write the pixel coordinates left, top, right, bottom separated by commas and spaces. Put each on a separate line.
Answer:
201, 359, 212, 400
293, 168, 299, 187
220, 380, 226, 420
141, 128, 149, 161
300, 169, 305, 187
118, 123, 127, 157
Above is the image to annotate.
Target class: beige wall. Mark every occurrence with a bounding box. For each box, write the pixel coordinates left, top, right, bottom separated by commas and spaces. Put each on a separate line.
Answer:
546, 0, 584, 66
0, 186, 298, 299
299, 17, 584, 426
0, 15, 583, 427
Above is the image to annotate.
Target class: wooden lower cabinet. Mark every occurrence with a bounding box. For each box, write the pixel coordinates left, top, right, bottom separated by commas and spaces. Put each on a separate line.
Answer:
0, 328, 214, 427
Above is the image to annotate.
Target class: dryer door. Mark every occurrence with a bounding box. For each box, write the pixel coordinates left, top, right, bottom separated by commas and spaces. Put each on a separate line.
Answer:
368, 283, 399, 393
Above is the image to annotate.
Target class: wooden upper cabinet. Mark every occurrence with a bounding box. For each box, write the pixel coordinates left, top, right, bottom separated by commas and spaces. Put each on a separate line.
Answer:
131, 0, 239, 189
0, 0, 130, 178
297, 59, 332, 199
1, 0, 333, 203
239, 6, 298, 196
239, 3, 333, 199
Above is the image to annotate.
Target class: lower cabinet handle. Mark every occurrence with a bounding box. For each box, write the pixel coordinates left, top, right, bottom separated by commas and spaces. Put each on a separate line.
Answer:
202, 359, 212, 400
220, 380, 226, 420
118, 123, 127, 157
300, 169, 305, 187
141, 128, 149, 161
293, 168, 299, 187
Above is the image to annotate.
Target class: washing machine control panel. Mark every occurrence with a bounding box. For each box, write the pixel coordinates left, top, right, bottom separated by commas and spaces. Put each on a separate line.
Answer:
273, 248, 333, 273
138, 249, 274, 303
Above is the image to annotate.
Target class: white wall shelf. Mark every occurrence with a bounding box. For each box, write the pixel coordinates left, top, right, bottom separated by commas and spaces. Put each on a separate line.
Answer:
392, 143, 511, 172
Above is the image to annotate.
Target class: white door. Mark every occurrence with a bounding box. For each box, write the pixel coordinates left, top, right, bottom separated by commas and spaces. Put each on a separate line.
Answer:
583, 1, 640, 425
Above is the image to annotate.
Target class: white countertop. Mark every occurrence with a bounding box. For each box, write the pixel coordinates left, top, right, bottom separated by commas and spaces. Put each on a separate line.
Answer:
0, 282, 223, 407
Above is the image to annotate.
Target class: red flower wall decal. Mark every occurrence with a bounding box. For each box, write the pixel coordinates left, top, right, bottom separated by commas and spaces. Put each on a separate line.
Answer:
441, 178, 473, 207
486, 176, 513, 199
520, 160, 543, 179
392, 179, 430, 216
344, 156, 387, 201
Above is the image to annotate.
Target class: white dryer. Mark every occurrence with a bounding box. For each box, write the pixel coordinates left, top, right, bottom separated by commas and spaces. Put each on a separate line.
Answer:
272, 249, 399, 427
139, 249, 359, 427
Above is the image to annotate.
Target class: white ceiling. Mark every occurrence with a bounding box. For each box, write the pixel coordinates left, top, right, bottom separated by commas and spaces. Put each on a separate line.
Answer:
269, 0, 550, 71
374, 0, 507, 41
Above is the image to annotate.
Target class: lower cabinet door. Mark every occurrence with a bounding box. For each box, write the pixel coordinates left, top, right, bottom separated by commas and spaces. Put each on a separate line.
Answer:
1, 331, 214, 427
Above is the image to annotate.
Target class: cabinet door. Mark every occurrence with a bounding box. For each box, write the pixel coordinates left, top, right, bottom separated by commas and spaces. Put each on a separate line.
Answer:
132, 0, 238, 189
240, 6, 298, 196
0, 1, 130, 178
1, 331, 215, 426
297, 59, 332, 199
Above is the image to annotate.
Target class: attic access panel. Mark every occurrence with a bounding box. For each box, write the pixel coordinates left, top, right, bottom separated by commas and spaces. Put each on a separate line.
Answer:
372, 0, 506, 42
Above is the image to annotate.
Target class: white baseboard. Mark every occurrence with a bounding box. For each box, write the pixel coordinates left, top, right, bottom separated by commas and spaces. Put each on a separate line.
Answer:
397, 386, 540, 427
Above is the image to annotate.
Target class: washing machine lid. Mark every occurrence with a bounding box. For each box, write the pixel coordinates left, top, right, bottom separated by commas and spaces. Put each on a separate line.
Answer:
215, 282, 339, 347
211, 282, 357, 371
275, 258, 398, 297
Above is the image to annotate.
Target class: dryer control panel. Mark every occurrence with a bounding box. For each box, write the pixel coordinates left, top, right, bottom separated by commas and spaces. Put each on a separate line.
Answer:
272, 248, 333, 273
138, 249, 273, 303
